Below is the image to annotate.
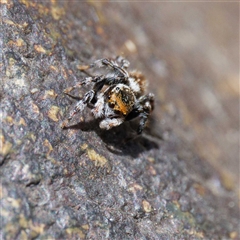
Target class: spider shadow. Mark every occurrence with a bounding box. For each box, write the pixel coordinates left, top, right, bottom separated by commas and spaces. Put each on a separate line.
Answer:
63, 117, 161, 158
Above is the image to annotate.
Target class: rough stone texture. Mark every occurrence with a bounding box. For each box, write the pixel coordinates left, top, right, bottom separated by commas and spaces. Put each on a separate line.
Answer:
0, 1, 239, 239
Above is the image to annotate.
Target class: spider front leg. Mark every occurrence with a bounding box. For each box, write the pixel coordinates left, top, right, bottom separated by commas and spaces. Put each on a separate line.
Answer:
78, 57, 129, 80
77, 58, 109, 71
63, 75, 104, 97
115, 56, 130, 69
62, 89, 95, 128
79, 56, 128, 69
62, 76, 107, 128
137, 93, 154, 134
125, 93, 154, 134
137, 111, 150, 134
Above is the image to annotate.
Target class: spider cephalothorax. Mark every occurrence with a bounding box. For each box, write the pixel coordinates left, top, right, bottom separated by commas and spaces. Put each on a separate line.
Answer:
62, 56, 154, 134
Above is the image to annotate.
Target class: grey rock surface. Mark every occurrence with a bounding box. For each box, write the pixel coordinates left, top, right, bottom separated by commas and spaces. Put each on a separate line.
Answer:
1, 1, 239, 239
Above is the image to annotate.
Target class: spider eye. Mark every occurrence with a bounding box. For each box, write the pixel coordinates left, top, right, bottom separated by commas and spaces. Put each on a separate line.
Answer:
114, 110, 121, 114
115, 87, 120, 92
109, 102, 115, 108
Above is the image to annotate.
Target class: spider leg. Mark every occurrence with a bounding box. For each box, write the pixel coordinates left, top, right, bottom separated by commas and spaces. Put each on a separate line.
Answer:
63, 75, 104, 95
115, 56, 130, 69
137, 111, 150, 134
65, 89, 95, 123
77, 58, 110, 70
125, 93, 154, 134
62, 75, 108, 128
102, 58, 129, 78
80, 58, 129, 79
137, 93, 154, 134
64, 92, 82, 100
67, 75, 108, 117
138, 93, 155, 109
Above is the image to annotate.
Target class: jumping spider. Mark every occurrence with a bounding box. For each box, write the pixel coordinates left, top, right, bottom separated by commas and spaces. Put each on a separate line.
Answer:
62, 56, 154, 134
